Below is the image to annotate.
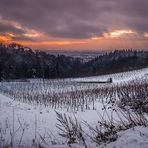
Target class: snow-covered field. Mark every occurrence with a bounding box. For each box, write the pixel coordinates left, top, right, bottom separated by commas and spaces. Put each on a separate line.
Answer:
0, 68, 148, 148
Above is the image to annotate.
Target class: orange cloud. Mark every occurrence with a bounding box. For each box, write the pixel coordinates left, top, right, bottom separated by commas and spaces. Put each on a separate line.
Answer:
144, 33, 148, 38
15, 41, 87, 46
0, 23, 147, 51
91, 36, 102, 40
103, 29, 137, 38
42, 41, 87, 45
0, 35, 12, 42
23, 29, 44, 38
90, 29, 138, 41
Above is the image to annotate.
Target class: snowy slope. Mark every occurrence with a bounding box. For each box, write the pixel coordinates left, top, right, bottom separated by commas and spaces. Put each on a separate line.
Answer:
0, 68, 148, 147
0, 93, 148, 148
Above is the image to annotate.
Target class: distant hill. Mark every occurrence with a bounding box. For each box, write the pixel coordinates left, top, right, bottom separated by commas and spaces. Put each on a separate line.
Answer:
46, 50, 104, 62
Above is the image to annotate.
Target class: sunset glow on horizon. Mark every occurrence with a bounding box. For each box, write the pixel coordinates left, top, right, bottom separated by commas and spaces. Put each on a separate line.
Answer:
0, 0, 148, 51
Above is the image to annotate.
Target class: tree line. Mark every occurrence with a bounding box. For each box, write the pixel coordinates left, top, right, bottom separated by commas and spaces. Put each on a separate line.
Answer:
0, 43, 148, 80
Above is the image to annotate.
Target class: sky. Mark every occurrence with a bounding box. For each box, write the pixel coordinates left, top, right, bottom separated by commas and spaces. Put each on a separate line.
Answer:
0, 0, 148, 51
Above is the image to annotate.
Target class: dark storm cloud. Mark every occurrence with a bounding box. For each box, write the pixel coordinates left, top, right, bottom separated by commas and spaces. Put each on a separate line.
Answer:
0, 0, 147, 39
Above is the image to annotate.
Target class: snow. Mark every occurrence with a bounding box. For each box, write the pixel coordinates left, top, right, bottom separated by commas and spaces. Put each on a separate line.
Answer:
52, 126, 148, 148
1, 94, 148, 148
0, 68, 148, 147
0, 93, 106, 146
104, 126, 148, 148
